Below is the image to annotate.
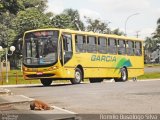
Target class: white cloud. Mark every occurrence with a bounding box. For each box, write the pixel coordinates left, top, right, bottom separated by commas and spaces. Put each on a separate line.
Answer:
47, 0, 64, 14
79, 8, 102, 20
88, 0, 150, 13
46, 0, 160, 38
141, 28, 155, 37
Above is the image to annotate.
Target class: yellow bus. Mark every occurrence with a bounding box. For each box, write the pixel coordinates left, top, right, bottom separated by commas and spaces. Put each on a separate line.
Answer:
22, 28, 144, 86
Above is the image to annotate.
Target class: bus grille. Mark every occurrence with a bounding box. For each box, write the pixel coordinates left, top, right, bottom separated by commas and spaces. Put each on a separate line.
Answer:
26, 73, 55, 78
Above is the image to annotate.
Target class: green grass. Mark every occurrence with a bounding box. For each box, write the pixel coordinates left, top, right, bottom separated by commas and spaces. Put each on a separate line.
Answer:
138, 72, 160, 80
145, 64, 160, 67
0, 70, 40, 85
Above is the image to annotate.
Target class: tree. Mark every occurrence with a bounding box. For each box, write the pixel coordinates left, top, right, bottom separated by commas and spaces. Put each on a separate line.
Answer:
153, 18, 160, 39
144, 18, 160, 63
85, 17, 110, 34
0, 12, 16, 48
0, 0, 24, 15
0, 0, 51, 45
0, 0, 52, 67
0, 0, 48, 15
13, 8, 52, 37
63, 8, 84, 30
51, 8, 84, 30
112, 28, 125, 36
52, 14, 71, 28
22, 0, 48, 12
0, 23, 16, 48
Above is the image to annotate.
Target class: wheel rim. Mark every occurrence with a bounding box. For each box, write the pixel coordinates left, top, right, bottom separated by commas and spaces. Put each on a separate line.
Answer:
122, 69, 127, 81
75, 71, 81, 82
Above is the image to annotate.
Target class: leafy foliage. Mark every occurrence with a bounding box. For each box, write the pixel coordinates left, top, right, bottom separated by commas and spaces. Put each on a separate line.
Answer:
0, 12, 16, 47
153, 18, 160, 38
0, 0, 24, 15
112, 28, 125, 36
0, 0, 51, 64
52, 8, 84, 30
0, 23, 16, 47
144, 18, 160, 63
13, 8, 52, 37
85, 17, 110, 33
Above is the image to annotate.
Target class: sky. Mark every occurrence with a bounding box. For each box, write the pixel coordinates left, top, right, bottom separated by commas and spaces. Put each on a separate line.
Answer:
47, 0, 160, 39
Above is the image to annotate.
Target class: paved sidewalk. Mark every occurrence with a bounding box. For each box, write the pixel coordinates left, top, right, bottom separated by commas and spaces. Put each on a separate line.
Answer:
0, 88, 77, 120
0, 95, 33, 105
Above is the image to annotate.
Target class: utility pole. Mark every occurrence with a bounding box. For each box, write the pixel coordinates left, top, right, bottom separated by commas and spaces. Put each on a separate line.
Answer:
136, 31, 140, 38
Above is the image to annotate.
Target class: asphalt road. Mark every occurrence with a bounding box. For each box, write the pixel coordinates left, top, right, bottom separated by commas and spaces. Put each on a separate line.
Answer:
6, 80, 160, 114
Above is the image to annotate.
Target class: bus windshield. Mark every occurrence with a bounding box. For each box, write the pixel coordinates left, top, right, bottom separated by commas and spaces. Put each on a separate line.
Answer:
23, 30, 59, 66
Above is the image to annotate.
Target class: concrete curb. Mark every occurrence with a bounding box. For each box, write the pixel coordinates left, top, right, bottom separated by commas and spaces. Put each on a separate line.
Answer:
0, 95, 33, 106
0, 84, 42, 88
0, 88, 12, 95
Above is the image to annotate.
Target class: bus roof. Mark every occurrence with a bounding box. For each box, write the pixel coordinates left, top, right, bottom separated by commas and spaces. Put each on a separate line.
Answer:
24, 28, 143, 42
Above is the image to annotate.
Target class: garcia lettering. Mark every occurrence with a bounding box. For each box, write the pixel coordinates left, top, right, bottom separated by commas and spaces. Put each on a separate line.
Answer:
91, 55, 116, 62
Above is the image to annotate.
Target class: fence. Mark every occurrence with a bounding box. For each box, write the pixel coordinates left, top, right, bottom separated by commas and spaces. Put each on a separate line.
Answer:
0, 70, 40, 85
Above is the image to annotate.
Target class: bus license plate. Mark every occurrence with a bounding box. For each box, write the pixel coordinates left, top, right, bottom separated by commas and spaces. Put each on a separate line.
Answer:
37, 72, 43, 75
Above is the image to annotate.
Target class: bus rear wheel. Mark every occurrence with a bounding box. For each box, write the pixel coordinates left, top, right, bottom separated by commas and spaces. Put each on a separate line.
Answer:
40, 79, 52, 86
89, 78, 103, 83
115, 68, 128, 82
70, 68, 82, 84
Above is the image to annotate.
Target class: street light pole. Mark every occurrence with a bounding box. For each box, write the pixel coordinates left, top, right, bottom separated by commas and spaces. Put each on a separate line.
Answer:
5, 48, 8, 83
0, 46, 15, 83
124, 13, 140, 36
0, 47, 3, 81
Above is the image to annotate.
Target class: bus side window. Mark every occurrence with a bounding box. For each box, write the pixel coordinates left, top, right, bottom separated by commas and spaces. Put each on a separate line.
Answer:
98, 37, 107, 54
87, 36, 97, 53
108, 38, 117, 54
75, 35, 86, 52
127, 41, 134, 56
135, 41, 142, 56
118, 39, 126, 55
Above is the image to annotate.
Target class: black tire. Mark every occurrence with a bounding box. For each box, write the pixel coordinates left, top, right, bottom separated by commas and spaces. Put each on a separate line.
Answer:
89, 78, 103, 83
115, 68, 128, 82
70, 68, 83, 84
40, 79, 52, 86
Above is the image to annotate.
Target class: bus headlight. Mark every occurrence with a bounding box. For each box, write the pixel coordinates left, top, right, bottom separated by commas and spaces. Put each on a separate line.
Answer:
48, 66, 58, 71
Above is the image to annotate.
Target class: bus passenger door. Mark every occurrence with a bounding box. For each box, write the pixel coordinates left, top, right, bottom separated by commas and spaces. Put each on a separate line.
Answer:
61, 33, 73, 65
59, 37, 63, 65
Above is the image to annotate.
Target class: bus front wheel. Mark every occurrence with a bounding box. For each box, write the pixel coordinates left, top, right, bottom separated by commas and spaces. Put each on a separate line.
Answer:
70, 68, 82, 84
115, 68, 128, 82
40, 79, 52, 86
